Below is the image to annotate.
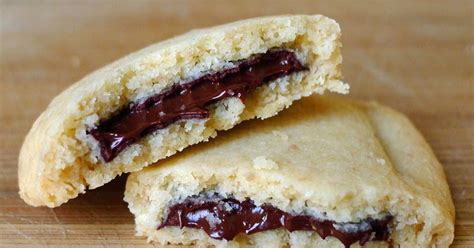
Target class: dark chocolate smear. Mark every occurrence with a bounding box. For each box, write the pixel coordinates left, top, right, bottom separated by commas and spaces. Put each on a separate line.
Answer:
159, 196, 392, 248
89, 50, 307, 162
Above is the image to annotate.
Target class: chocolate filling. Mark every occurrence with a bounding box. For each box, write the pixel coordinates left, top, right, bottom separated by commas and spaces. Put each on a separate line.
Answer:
89, 50, 307, 162
160, 196, 392, 248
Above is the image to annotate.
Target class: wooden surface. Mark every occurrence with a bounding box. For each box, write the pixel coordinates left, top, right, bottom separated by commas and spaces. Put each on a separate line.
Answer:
0, 0, 472, 247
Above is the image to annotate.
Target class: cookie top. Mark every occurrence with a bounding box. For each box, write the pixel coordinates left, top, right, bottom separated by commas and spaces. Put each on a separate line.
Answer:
125, 95, 454, 247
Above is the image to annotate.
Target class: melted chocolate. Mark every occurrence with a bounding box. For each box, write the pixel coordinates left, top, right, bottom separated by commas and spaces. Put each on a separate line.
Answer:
160, 196, 392, 248
89, 50, 307, 162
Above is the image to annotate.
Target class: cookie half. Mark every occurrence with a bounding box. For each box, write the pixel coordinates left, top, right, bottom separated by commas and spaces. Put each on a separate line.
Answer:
19, 15, 347, 207
124, 96, 454, 247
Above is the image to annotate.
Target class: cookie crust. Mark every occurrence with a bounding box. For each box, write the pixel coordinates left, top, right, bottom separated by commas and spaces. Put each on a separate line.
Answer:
18, 15, 346, 207
124, 96, 454, 247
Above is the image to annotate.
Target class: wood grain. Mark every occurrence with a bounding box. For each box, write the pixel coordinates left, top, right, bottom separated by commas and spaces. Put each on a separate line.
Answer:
0, 0, 472, 247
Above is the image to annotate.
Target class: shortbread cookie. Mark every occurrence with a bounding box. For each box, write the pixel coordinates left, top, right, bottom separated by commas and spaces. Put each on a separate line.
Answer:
18, 15, 347, 207
124, 96, 454, 247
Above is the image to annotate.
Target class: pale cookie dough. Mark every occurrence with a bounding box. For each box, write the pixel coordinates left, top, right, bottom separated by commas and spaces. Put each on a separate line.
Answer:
18, 15, 347, 207
124, 96, 454, 248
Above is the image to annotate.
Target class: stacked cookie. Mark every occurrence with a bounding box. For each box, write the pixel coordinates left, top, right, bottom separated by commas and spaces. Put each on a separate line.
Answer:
19, 15, 454, 247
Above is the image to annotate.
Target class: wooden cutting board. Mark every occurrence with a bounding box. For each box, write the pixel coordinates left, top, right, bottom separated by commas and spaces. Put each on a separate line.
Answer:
1, 1, 472, 247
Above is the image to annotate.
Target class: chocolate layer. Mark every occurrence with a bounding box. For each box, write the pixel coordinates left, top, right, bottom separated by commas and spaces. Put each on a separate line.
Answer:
90, 50, 307, 162
160, 195, 391, 248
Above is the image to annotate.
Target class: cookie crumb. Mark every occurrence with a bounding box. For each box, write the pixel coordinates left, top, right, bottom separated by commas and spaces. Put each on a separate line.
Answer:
376, 158, 386, 165
272, 130, 288, 141
253, 156, 279, 170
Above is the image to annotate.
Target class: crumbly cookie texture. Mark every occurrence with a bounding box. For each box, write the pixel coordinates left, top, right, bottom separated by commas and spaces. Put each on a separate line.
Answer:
124, 96, 454, 248
18, 15, 347, 207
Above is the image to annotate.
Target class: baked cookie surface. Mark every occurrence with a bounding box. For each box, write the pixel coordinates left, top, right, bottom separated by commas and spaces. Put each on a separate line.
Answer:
124, 95, 454, 247
18, 15, 346, 207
